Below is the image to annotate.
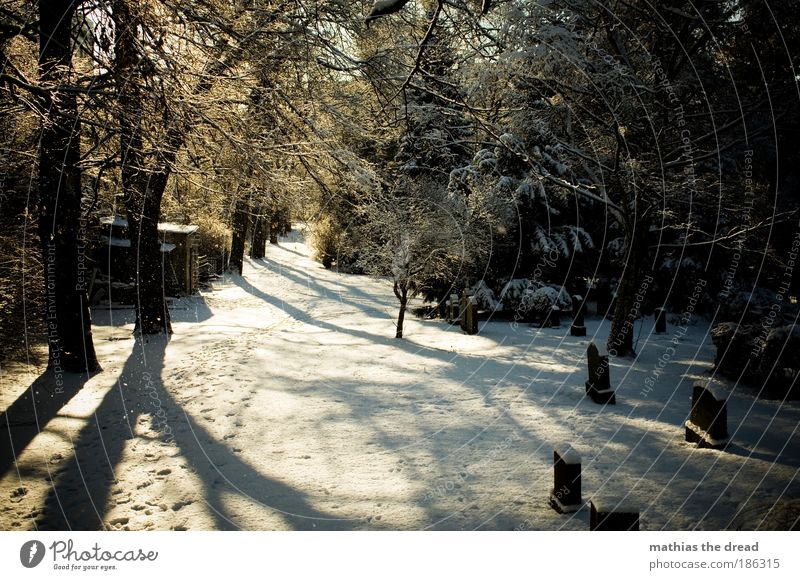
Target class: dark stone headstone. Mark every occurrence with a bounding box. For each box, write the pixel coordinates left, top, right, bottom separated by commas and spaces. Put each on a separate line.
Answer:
549, 447, 582, 513
590, 500, 639, 531
585, 342, 615, 404
654, 307, 667, 333
461, 292, 478, 335
685, 383, 729, 449
572, 295, 586, 326
450, 294, 460, 322
444, 294, 456, 322
570, 295, 587, 336
594, 282, 612, 318
570, 324, 587, 337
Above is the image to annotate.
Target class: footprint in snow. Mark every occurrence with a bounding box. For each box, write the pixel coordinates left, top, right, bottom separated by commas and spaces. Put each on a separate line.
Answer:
171, 500, 194, 511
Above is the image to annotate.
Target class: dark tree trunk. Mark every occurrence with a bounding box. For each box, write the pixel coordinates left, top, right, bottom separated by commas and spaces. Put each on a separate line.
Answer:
126, 172, 172, 335
607, 195, 644, 357
229, 198, 249, 274
38, 0, 100, 372
607, 262, 637, 357
250, 203, 267, 259
113, 0, 171, 335
394, 281, 408, 339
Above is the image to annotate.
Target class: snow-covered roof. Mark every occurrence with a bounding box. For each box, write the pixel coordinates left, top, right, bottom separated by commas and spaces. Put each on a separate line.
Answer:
100, 216, 198, 235
101, 236, 175, 253
159, 223, 199, 234
100, 215, 128, 228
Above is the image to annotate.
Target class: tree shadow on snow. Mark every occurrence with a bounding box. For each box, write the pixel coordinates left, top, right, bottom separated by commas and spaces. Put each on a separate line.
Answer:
0, 370, 94, 477
90, 295, 214, 328
35, 334, 347, 530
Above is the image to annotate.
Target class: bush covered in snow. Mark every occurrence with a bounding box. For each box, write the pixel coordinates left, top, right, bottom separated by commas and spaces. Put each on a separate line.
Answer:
528, 286, 559, 315
497, 279, 572, 319
470, 280, 503, 312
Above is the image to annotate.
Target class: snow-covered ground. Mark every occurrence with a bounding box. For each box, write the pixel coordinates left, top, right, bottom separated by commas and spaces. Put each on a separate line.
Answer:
2, 229, 799, 530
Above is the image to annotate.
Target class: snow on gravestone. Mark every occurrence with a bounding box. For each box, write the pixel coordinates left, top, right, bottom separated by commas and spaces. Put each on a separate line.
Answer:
685, 383, 729, 450
589, 499, 639, 531
570, 294, 587, 337
549, 446, 582, 514
585, 342, 616, 404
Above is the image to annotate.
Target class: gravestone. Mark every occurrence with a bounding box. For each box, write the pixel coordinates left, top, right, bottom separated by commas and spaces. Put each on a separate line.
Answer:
461, 292, 478, 335
654, 307, 667, 333
444, 294, 458, 322
685, 383, 729, 449
570, 294, 587, 337
450, 294, 460, 322
585, 342, 616, 404
594, 282, 612, 318
589, 499, 639, 531
549, 447, 582, 513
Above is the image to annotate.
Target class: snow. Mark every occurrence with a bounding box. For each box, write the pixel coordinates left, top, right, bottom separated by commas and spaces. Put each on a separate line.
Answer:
591, 498, 639, 514
554, 446, 580, 465
2, 230, 799, 531
685, 420, 730, 448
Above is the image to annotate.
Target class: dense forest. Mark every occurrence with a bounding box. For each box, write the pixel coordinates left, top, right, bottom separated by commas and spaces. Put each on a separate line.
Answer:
1, 0, 798, 382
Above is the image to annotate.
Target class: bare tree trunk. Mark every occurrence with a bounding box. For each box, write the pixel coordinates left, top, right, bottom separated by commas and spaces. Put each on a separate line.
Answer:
113, 0, 171, 335
229, 198, 249, 274
250, 202, 267, 259
38, 0, 100, 372
607, 261, 637, 357
607, 196, 641, 357
127, 172, 173, 335
394, 281, 408, 339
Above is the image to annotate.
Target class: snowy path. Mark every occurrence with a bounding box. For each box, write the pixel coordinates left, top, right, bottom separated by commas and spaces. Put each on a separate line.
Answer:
2, 230, 799, 530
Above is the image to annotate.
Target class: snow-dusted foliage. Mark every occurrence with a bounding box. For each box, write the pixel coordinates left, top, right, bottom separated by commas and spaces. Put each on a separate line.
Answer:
470, 280, 502, 311
529, 286, 560, 315
498, 278, 571, 314
532, 225, 594, 257
499, 279, 541, 313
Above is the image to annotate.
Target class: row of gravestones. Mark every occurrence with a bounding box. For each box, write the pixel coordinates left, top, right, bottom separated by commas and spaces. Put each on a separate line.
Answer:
445, 291, 478, 335
447, 291, 669, 337
584, 341, 730, 452
568, 343, 730, 530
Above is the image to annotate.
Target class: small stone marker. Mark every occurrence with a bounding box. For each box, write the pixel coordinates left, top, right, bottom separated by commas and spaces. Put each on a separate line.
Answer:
654, 307, 667, 333
594, 283, 611, 317
450, 294, 459, 322
549, 446, 582, 513
585, 342, 616, 404
460, 292, 478, 335
444, 294, 457, 322
685, 383, 729, 449
589, 499, 639, 531
570, 294, 587, 336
